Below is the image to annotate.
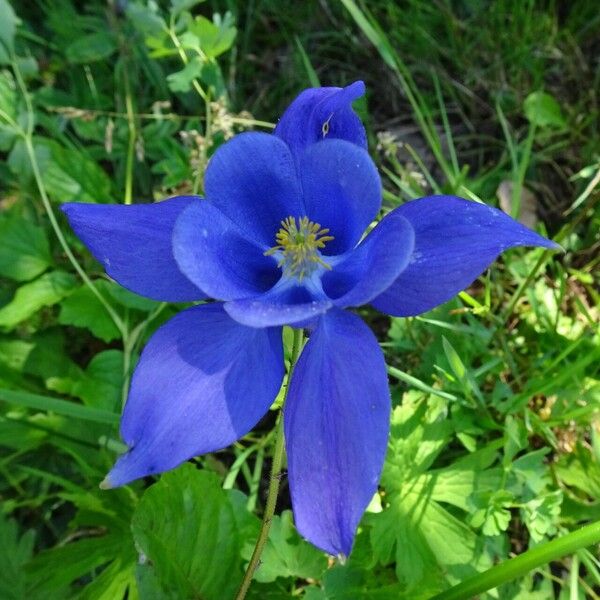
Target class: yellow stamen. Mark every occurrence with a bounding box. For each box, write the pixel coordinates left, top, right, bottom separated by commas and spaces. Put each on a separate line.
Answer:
265, 216, 334, 281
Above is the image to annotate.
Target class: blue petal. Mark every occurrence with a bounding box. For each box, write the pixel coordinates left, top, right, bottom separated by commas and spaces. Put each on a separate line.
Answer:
105, 303, 284, 487
300, 140, 382, 254
204, 132, 304, 247
173, 201, 280, 301
224, 282, 332, 328
371, 195, 561, 316
285, 309, 390, 556
275, 81, 367, 156
323, 211, 415, 307
61, 197, 203, 302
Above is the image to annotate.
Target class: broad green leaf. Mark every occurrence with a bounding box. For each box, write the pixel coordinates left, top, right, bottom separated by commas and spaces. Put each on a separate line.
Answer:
0, 0, 20, 63
33, 137, 112, 203
371, 482, 493, 593
27, 487, 136, 597
78, 557, 137, 600
59, 282, 121, 342
65, 31, 116, 64
370, 395, 500, 592
27, 534, 127, 595
132, 465, 244, 600
0, 271, 76, 329
524, 91, 566, 128
49, 349, 124, 412
0, 514, 35, 600
242, 511, 327, 583
0, 215, 52, 281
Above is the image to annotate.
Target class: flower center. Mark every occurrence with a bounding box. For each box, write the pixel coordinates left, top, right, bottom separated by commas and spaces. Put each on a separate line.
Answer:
265, 216, 334, 281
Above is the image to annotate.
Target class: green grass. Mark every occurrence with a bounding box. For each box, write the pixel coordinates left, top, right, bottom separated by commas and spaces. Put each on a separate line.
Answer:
0, 0, 598, 598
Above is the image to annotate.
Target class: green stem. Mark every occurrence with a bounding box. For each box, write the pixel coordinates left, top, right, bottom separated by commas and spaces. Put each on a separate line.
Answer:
431, 521, 600, 600
235, 328, 304, 600
9, 56, 126, 338
122, 76, 136, 206
21, 134, 126, 338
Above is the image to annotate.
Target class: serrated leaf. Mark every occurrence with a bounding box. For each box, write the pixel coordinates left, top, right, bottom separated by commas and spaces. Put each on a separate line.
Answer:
59, 282, 121, 342
370, 396, 499, 592
0, 513, 35, 600
27, 488, 136, 597
187, 14, 236, 59
0, 215, 52, 281
167, 56, 203, 93
242, 510, 327, 583
0, 271, 76, 329
132, 465, 244, 600
32, 137, 112, 204
27, 534, 126, 596
521, 490, 562, 542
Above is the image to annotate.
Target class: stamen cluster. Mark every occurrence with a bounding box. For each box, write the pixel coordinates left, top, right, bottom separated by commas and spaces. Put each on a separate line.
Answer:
265, 216, 334, 280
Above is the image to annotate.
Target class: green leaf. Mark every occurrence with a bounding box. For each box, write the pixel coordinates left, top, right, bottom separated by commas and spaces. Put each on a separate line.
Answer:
32, 137, 112, 203
27, 533, 127, 596
0, 387, 119, 424
320, 563, 406, 599
524, 91, 566, 128
0, 271, 76, 329
0, 0, 20, 63
242, 510, 327, 583
520, 490, 562, 542
370, 395, 500, 593
65, 31, 116, 64
132, 465, 245, 599
59, 282, 121, 342
126, 3, 166, 37
171, 0, 206, 17
0, 69, 17, 118
167, 56, 203, 93
0, 513, 35, 600
0, 70, 18, 148
107, 284, 159, 311
48, 349, 124, 412
0, 215, 52, 281
186, 13, 237, 59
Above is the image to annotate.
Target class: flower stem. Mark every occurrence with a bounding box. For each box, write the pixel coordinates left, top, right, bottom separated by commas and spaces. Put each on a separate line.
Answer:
235, 328, 304, 600
431, 521, 600, 600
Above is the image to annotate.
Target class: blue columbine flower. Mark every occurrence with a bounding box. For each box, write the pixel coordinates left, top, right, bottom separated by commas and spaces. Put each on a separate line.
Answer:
61, 81, 559, 557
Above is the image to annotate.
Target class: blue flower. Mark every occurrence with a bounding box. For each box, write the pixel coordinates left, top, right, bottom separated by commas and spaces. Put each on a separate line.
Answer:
61, 82, 558, 557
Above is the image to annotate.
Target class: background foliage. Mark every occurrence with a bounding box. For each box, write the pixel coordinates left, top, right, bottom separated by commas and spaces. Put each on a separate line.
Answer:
0, 0, 598, 598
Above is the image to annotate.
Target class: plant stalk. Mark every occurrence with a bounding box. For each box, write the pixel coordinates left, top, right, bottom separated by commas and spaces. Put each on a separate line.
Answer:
431, 521, 600, 600
235, 328, 304, 600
